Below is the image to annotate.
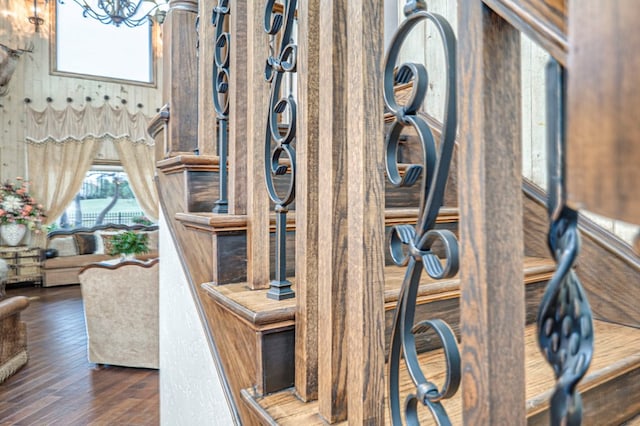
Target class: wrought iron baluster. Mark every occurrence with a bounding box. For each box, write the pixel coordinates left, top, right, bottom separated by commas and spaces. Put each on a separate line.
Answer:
538, 59, 594, 426
386, 1, 460, 424
212, 0, 230, 213
263, 0, 297, 300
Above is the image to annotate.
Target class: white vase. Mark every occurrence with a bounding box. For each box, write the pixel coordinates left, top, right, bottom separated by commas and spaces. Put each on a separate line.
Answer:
1, 223, 27, 246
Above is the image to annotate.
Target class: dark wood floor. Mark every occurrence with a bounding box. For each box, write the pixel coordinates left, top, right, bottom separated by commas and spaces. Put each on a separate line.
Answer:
0, 285, 159, 425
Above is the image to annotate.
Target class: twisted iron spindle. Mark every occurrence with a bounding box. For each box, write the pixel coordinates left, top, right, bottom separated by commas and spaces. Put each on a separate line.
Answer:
537, 58, 594, 426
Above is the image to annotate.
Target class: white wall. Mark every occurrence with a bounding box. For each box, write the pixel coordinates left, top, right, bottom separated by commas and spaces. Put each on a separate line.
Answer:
158, 211, 234, 425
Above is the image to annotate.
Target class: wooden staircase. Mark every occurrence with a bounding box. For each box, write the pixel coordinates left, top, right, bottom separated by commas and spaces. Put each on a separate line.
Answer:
153, 146, 640, 426
153, 0, 640, 424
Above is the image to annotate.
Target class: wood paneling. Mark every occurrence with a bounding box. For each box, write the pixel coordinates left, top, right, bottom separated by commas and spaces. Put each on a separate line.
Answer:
345, 0, 386, 423
458, 2, 525, 423
567, 0, 640, 225
163, 1, 199, 154
245, 0, 270, 290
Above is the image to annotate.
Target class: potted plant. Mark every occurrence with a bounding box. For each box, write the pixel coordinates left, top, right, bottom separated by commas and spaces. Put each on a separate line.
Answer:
109, 231, 149, 260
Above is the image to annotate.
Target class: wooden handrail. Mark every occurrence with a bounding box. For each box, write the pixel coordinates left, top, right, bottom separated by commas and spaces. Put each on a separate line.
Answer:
483, 0, 567, 64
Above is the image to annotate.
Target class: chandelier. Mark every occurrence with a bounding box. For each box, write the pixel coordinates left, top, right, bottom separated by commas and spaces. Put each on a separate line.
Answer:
58, 0, 169, 27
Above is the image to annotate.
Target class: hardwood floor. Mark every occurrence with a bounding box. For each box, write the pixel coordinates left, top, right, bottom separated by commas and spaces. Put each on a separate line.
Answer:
0, 285, 159, 425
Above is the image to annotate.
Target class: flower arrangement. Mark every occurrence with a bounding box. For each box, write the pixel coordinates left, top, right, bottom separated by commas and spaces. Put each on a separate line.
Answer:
0, 178, 46, 231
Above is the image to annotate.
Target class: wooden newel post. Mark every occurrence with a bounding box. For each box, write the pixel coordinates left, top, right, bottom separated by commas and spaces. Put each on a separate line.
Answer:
245, 0, 270, 289
346, 0, 386, 424
458, 1, 525, 424
296, 0, 321, 403
317, 0, 350, 421
163, 0, 199, 155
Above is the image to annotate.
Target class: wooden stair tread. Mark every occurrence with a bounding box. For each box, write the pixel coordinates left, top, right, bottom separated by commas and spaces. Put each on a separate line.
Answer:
156, 154, 220, 170
176, 206, 459, 234
383, 256, 554, 305
202, 256, 553, 328
242, 320, 640, 425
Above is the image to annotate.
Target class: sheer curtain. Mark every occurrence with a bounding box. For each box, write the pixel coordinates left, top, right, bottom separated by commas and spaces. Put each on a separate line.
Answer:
26, 139, 98, 225
25, 104, 158, 223
114, 140, 159, 221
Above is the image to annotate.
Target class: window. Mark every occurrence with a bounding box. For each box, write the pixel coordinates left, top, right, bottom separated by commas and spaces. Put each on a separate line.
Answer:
53, 1, 155, 85
55, 167, 152, 230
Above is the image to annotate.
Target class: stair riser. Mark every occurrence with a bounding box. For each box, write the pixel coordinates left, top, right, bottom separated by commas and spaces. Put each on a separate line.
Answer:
527, 365, 640, 425
383, 279, 547, 357
210, 221, 458, 285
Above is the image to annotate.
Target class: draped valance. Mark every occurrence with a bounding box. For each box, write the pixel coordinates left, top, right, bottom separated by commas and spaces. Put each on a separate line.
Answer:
25, 103, 154, 146
24, 103, 158, 224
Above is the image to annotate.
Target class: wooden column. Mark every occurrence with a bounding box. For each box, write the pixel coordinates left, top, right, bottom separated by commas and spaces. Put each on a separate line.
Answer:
228, 0, 248, 215
346, 1, 385, 424
317, 0, 349, 421
458, 2, 525, 424
197, 0, 217, 156
296, 0, 320, 403
163, 0, 199, 155
245, 1, 270, 289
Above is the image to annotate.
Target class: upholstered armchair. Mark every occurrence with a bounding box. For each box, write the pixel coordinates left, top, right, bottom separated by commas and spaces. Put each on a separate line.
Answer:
79, 258, 159, 369
0, 295, 30, 383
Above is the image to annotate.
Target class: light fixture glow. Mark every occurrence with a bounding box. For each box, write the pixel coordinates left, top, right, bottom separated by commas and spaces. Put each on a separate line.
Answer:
28, 0, 45, 32
58, 0, 169, 28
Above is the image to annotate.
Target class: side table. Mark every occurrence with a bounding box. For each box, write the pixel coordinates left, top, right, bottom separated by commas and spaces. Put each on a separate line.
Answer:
0, 245, 43, 288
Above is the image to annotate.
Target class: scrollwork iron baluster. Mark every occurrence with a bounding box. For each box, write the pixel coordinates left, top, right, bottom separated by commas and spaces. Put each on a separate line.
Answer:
212, 0, 230, 213
386, 2, 460, 424
264, 0, 297, 300
538, 59, 594, 426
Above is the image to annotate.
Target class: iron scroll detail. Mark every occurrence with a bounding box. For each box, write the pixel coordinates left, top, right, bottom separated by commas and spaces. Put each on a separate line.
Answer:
212, 0, 230, 213
537, 59, 593, 426
386, 2, 460, 425
264, 0, 297, 300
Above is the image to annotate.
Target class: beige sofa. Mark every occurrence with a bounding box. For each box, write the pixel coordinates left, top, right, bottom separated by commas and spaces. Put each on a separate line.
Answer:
43, 224, 159, 287
79, 258, 159, 369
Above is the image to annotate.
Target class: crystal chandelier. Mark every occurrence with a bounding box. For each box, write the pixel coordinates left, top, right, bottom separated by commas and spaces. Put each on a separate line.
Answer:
58, 0, 169, 27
